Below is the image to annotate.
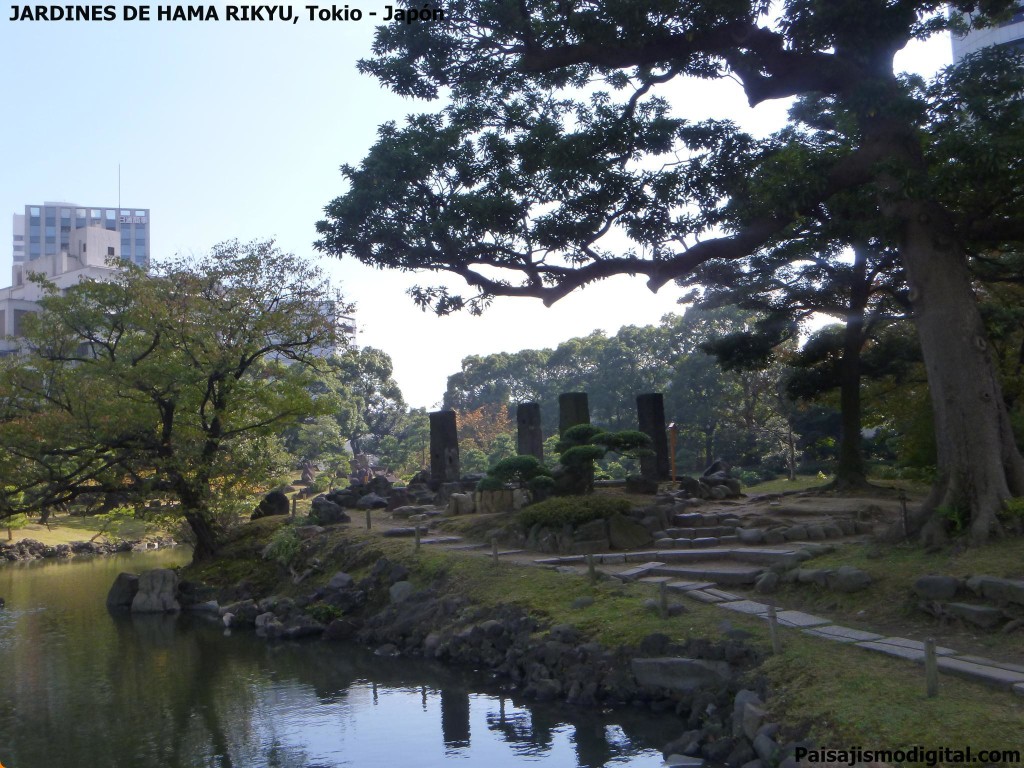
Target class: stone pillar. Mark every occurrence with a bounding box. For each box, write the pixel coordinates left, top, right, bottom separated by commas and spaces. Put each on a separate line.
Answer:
558, 392, 590, 435
637, 392, 670, 480
429, 410, 460, 484
516, 402, 543, 460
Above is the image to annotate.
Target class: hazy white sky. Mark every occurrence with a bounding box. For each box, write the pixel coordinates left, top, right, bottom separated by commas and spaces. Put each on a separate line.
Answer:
0, 8, 953, 408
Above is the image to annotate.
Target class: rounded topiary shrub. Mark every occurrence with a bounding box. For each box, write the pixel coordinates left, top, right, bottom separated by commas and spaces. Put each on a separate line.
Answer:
518, 495, 632, 531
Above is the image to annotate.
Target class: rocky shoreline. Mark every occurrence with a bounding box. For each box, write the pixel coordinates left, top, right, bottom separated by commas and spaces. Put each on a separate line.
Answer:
1, 536, 178, 563
109, 534, 815, 768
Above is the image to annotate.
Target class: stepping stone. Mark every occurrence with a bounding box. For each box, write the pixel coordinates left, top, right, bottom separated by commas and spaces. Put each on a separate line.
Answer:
772, 610, 831, 628
447, 543, 488, 551
616, 562, 666, 581
719, 600, 770, 615
855, 641, 928, 662
599, 554, 626, 565
533, 556, 583, 565
870, 637, 956, 655
666, 581, 716, 592
623, 551, 661, 562
937, 657, 1024, 689
703, 588, 742, 601
802, 625, 884, 643
685, 590, 726, 604
691, 537, 720, 548
652, 564, 765, 586
419, 536, 462, 545
728, 549, 804, 567
952, 655, 1024, 674
497, 549, 525, 556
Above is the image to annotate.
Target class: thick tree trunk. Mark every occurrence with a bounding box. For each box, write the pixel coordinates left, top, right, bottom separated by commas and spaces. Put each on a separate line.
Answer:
900, 205, 1024, 544
184, 510, 220, 562
833, 244, 871, 491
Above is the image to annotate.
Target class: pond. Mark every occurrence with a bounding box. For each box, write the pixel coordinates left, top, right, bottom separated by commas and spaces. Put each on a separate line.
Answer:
0, 549, 683, 767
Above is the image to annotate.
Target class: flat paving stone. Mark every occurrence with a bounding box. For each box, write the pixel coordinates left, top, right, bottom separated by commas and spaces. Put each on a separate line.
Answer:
638, 576, 673, 584
703, 588, 742, 601
871, 637, 956, 655
773, 610, 832, 628
616, 562, 666, 581
666, 581, 716, 592
855, 641, 928, 662
446, 543, 489, 551
802, 625, 884, 643
497, 549, 525, 556
719, 600, 770, 615
952, 655, 1024, 674
420, 536, 462, 545
598, 554, 626, 565
937, 657, 1024, 689
685, 590, 726, 604
623, 551, 661, 562
651, 564, 765, 585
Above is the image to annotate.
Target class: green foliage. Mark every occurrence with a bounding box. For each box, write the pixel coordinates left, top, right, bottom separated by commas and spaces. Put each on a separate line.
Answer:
518, 496, 631, 531
94, 506, 149, 542
487, 454, 550, 485
306, 602, 344, 624
262, 525, 302, 567
0, 240, 345, 559
475, 476, 506, 492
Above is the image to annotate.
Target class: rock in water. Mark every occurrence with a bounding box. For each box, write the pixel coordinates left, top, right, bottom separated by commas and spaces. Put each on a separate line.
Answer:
106, 572, 140, 609
131, 568, 181, 613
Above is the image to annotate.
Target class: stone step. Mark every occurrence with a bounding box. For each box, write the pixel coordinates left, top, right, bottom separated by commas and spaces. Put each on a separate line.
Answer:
936, 657, 1024, 690
419, 536, 463, 545
650, 563, 766, 586
672, 512, 742, 528
656, 547, 805, 567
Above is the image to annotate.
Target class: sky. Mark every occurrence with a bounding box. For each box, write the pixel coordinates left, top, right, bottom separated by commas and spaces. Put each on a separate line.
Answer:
0, 7, 954, 409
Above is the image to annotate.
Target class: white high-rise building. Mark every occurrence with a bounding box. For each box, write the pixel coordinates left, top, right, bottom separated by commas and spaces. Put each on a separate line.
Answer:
2, 201, 150, 354
12, 201, 150, 269
951, 3, 1024, 60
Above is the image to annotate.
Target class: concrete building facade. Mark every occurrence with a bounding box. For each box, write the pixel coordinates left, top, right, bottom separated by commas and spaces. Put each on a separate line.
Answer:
951, 3, 1024, 60
13, 201, 150, 269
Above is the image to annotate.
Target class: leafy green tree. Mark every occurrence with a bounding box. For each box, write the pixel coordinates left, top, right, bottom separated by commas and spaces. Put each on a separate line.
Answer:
317, 1, 1024, 543
0, 240, 346, 560
327, 347, 407, 455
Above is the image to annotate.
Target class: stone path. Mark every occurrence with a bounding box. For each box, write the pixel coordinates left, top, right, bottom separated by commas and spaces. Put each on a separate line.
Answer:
415, 530, 1024, 697
617, 559, 1024, 696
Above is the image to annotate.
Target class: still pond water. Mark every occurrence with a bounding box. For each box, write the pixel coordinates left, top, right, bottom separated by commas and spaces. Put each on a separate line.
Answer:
0, 549, 683, 768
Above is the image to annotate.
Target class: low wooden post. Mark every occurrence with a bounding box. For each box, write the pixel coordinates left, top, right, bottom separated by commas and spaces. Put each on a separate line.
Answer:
924, 638, 939, 697
587, 554, 597, 583
365, 509, 372, 530
291, 496, 297, 518
899, 490, 909, 540
659, 581, 669, 618
491, 537, 499, 564
414, 525, 421, 551
767, 606, 782, 654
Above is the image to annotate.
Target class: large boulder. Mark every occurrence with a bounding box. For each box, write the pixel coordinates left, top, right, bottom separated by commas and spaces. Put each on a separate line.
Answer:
131, 569, 180, 613
310, 496, 351, 525
914, 575, 961, 601
356, 493, 389, 510
608, 513, 654, 550
631, 657, 733, 693
106, 572, 139, 609
252, 490, 290, 520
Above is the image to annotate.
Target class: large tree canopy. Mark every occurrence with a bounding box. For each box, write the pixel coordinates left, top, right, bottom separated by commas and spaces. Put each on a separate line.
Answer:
0, 241, 348, 560
317, 0, 1024, 543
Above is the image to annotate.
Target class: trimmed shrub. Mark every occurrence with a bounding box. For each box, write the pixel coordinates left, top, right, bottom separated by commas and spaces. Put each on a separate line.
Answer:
518, 496, 631, 531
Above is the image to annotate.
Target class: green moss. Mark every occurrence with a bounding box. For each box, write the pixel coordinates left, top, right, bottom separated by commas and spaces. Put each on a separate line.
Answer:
518, 495, 632, 531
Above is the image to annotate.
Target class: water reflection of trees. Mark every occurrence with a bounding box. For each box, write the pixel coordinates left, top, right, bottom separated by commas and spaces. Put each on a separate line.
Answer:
0, 556, 679, 768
